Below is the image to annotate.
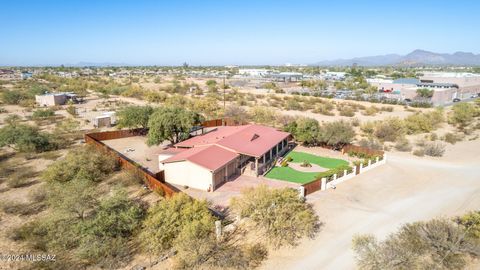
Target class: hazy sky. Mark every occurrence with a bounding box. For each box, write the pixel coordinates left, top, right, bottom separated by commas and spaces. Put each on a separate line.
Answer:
1, 0, 479, 66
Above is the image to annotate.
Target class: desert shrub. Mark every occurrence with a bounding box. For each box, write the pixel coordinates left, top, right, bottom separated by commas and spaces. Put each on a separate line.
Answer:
338, 105, 355, 117
353, 218, 480, 270
1, 200, 46, 216
0, 123, 58, 153
450, 102, 478, 129
429, 132, 438, 141
362, 106, 379, 116
32, 109, 55, 119
350, 117, 360, 127
443, 132, 462, 144
394, 138, 412, 152
224, 105, 249, 124
313, 102, 335, 116
173, 222, 268, 270
42, 145, 118, 183
230, 186, 320, 248
139, 193, 215, 255
249, 106, 277, 125
413, 148, 425, 157
373, 117, 405, 142
14, 188, 144, 268
404, 109, 444, 134
360, 121, 375, 136
7, 167, 37, 188
423, 142, 446, 157
358, 137, 383, 151
285, 99, 303, 111
455, 211, 480, 239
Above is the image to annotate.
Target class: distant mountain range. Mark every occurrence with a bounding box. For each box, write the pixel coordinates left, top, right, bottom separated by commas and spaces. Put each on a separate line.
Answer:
315, 50, 480, 66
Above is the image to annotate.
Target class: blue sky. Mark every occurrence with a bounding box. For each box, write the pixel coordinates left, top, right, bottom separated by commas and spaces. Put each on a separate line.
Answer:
1, 0, 479, 66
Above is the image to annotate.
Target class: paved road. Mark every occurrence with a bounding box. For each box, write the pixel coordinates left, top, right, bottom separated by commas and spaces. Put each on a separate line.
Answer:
262, 142, 480, 270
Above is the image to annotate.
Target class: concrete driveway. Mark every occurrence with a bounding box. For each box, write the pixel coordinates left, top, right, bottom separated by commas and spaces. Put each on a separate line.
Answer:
183, 175, 300, 207
262, 140, 480, 270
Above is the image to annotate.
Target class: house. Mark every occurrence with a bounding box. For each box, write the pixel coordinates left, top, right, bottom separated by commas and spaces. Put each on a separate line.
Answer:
158, 124, 291, 191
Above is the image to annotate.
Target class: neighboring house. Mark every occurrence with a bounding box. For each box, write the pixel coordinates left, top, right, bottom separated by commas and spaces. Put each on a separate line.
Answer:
159, 124, 291, 191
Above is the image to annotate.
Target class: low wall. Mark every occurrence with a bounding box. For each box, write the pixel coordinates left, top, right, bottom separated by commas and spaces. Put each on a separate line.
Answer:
302, 153, 387, 195
85, 130, 177, 197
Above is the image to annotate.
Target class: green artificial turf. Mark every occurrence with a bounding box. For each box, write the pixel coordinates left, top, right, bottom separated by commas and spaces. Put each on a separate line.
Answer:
286, 151, 348, 168
264, 151, 349, 184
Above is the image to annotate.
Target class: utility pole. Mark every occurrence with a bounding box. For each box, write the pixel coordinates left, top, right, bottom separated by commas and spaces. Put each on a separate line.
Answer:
222, 74, 226, 126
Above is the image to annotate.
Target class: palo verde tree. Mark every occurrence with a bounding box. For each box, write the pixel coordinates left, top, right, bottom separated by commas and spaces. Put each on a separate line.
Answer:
230, 185, 320, 248
147, 106, 202, 145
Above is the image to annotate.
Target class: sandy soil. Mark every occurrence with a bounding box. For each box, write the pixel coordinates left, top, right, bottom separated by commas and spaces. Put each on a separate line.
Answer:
103, 136, 171, 174
261, 139, 480, 270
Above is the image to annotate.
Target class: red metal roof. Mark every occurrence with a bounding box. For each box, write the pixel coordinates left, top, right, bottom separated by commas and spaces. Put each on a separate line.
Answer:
174, 124, 289, 157
161, 145, 238, 172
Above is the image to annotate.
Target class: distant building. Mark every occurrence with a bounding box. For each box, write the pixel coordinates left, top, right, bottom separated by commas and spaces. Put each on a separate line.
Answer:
238, 68, 272, 77
35, 92, 78, 107
21, 71, 33, 80
269, 72, 303, 82
420, 72, 480, 99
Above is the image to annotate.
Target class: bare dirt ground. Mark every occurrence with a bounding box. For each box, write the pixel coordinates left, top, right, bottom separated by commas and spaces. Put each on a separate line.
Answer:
261, 139, 480, 270
103, 136, 170, 174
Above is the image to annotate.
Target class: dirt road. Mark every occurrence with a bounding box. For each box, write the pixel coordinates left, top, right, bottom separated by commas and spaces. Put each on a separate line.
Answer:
262, 140, 480, 270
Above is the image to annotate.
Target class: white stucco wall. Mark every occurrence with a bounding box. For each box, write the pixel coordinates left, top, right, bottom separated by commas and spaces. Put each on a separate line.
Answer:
162, 161, 213, 191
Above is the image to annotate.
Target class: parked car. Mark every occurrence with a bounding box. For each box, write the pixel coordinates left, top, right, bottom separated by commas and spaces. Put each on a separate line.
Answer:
453, 98, 461, 102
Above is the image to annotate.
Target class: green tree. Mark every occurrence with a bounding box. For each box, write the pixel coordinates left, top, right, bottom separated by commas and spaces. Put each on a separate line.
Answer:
416, 88, 434, 99
206, 79, 218, 92
117, 105, 154, 129
147, 106, 202, 145
230, 186, 320, 248
318, 120, 355, 149
292, 117, 320, 145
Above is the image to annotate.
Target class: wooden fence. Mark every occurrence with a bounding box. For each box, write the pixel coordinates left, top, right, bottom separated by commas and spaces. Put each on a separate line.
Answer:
84, 129, 178, 197
200, 118, 247, 128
